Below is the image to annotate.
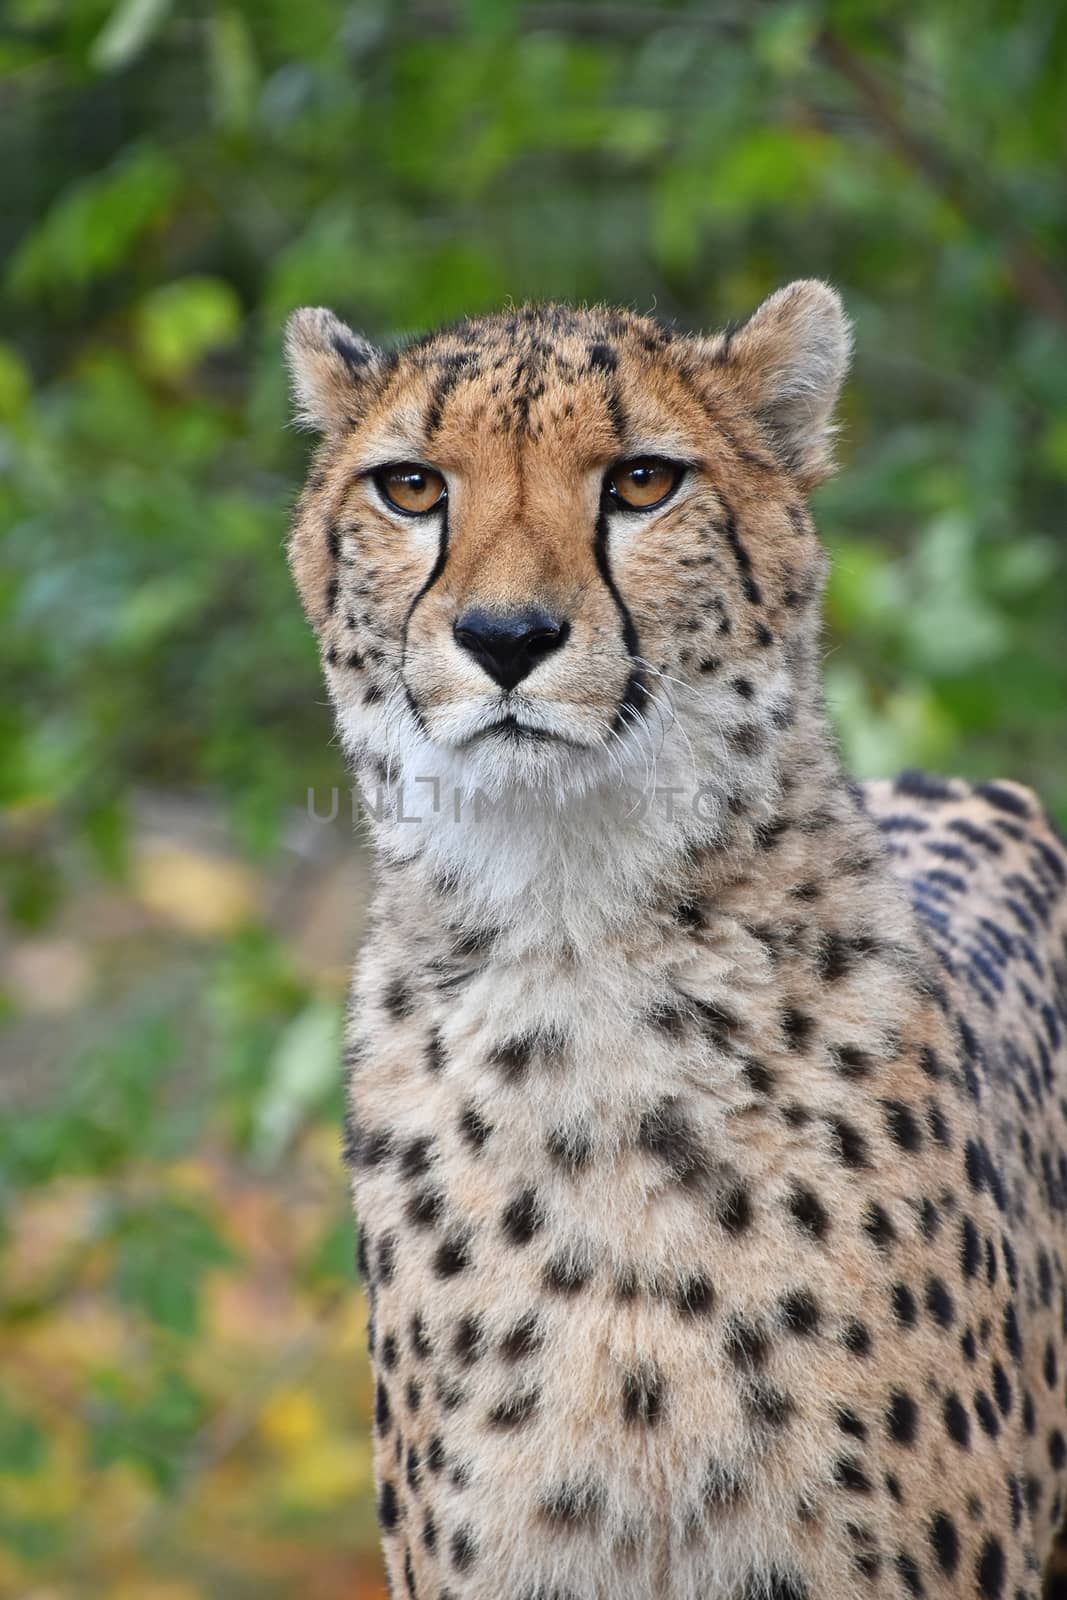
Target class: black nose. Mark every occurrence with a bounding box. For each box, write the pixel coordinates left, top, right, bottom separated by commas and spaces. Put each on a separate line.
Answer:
453, 606, 569, 692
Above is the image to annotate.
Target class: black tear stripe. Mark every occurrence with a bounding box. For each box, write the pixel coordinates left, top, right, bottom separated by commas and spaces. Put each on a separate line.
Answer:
717, 500, 762, 606
593, 508, 648, 735
399, 501, 450, 731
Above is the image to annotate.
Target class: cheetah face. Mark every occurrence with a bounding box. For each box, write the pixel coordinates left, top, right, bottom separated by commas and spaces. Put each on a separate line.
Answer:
286, 282, 849, 803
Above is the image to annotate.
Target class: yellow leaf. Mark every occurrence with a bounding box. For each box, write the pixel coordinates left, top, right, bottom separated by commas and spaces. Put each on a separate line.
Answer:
131, 841, 260, 935
280, 1436, 371, 1508
259, 1388, 323, 1452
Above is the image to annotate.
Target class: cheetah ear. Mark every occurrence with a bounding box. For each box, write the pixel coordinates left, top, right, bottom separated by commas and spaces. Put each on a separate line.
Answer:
711, 280, 852, 486
284, 307, 383, 433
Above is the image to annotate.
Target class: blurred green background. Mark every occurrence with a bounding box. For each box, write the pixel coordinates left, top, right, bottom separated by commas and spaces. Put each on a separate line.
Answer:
1, 2, 1065, 1596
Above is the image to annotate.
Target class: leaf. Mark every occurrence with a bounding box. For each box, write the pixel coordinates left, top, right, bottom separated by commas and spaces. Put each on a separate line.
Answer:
113, 1198, 235, 1335
133, 276, 243, 380
253, 999, 343, 1164
91, 0, 174, 73
207, 9, 259, 133
7, 145, 180, 299
0, 343, 31, 420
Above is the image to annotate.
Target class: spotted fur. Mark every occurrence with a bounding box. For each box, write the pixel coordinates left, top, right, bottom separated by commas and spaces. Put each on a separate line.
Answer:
285, 282, 1067, 1598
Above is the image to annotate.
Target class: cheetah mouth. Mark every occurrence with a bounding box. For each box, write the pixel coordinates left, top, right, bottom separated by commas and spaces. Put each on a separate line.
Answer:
459, 715, 591, 751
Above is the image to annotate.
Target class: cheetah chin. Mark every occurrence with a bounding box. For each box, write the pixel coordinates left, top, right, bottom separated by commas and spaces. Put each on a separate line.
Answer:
286, 282, 1067, 1599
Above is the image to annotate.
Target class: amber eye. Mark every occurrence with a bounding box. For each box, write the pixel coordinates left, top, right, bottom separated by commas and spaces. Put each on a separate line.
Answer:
373, 462, 447, 515
605, 457, 682, 511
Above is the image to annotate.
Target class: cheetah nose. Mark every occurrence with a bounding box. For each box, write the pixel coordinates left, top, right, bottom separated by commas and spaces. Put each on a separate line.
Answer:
453, 606, 569, 693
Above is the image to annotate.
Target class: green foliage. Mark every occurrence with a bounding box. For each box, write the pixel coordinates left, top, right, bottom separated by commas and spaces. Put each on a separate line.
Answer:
1, 2, 1065, 1593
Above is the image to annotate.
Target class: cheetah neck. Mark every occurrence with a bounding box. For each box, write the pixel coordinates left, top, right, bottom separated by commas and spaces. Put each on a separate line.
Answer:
361, 691, 922, 990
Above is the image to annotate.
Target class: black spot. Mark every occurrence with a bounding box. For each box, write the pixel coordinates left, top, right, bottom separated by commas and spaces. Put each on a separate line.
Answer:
927, 1100, 952, 1147
499, 1312, 542, 1362
450, 1526, 477, 1572
992, 1361, 1013, 1417
375, 1380, 392, 1434
399, 1135, 433, 1180
896, 1552, 925, 1596
834, 1044, 875, 1080
673, 1274, 715, 1317
1003, 1302, 1023, 1362
718, 1182, 753, 1235
426, 1435, 444, 1474
725, 1317, 768, 1369
637, 1097, 710, 1186
892, 1284, 918, 1327
779, 1288, 820, 1335
742, 1058, 777, 1096
729, 722, 766, 758
1049, 1428, 1066, 1469
543, 1249, 592, 1295
384, 978, 415, 1020
929, 1512, 960, 1575
883, 1099, 924, 1152
925, 1276, 955, 1328
405, 1186, 444, 1228
975, 1533, 1005, 1597
377, 1233, 396, 1284
705, 1460, 745, 1508
546, 1124, 593, 1174
587, 341, 617, 371
974, 1389, 999, 1438
943, 1392, 971, 1449
827, 1116, 871, 1169
487, 1387, 540, 1428
832, 1456, 871, 1493
894, 770, 954, 802
782, 1007, 814, 1049
741, 1571, 809, 1600
501, 1188, 544, 1245
862, 1201, 896, 1252
410, 1312, 432, 1360
540, 1478, 604, 1526
458, 1103, 492, 1150
887, 1391, 918, 1446
836, 1406, 867, 1440
378, 1479, 400, 1531
745, 1380, 793, 1428
453, 1315, 483, 1366
960, 1215, 982, 1279
976, 782, 1030, 819
787, 1186, 829, 1241
842, 1319, 872, 1357
622, 1363, 664, 1426
433, 1236, 470, 1278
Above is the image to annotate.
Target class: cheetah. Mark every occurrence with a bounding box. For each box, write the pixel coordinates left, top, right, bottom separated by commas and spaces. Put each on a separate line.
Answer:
284, 281, 1067, 1599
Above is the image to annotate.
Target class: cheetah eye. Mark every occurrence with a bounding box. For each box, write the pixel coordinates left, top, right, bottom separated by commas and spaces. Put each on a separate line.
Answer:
604, 457, 683, 511
373, 462, 447, 516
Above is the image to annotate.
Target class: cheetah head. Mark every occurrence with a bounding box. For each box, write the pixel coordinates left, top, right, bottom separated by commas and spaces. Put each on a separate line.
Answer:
285, 282, 850, 816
